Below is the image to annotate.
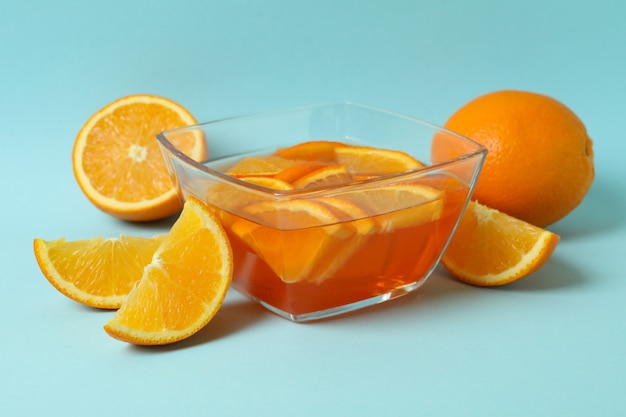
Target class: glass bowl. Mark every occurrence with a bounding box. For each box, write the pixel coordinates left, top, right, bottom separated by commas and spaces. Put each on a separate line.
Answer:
157, 102, 486, 322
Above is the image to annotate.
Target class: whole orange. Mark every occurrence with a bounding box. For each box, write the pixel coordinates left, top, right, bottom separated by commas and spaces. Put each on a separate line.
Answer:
434, 90, 594, 227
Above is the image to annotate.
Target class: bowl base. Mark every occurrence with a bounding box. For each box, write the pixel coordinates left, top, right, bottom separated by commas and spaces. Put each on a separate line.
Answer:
242, 279, 427, 322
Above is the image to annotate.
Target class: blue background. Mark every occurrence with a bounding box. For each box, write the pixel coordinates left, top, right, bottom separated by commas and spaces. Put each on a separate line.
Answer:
2, 1, 625, 416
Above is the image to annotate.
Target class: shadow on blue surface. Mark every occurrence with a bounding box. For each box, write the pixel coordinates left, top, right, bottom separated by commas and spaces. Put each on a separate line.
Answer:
551, 176, 624, 238
120, 254, 585, 351
309, 254, 587, 325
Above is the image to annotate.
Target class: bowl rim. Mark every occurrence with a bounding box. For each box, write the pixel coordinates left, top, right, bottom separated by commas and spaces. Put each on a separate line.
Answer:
156, 101, 487, 197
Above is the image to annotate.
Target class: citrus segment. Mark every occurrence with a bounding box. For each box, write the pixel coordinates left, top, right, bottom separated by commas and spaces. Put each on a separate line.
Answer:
441, 201, 560, 286
274, 140, 345, 161
72, 94, 205, 221
231, 199, 353, 283
34, 235, 166, 309
104, 196, 233, 345
334, 145, 424, 175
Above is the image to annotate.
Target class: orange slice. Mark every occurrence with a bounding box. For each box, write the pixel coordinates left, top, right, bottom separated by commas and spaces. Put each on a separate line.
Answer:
334, 145, 424, 175
240, 176, 295, 190
104, 196, 233, 345
204, 176, 294, 220
315, 197, 377, 236
230, 199, 353, 283
293, 164, 353, 189
274, 140, 345, 161
441, 201, 560, 286
225, 155, 301, 177
204, 177, 293, 231
72, 94, 206, 221
336, 183, 444, 231
309, 197, 378, 283
34, 234, 166, 309
274, 160, 332, 183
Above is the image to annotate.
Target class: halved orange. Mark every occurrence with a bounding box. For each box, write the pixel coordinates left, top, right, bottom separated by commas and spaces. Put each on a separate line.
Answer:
334, 145, 424, 175
34, 234, 166, 309
104, 196, 233, 345
441, 201, 560, 286
230, 199, 353, 283
73, 94, 206, 221
274, 140, 345, 161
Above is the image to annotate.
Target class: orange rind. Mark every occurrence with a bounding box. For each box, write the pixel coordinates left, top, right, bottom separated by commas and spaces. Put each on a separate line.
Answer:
34, 234, 166, 309
441, 201, 560, 286
104, 196, 233, 345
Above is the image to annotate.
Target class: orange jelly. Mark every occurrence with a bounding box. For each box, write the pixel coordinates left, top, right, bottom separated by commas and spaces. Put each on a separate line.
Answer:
203, 141, 472, 319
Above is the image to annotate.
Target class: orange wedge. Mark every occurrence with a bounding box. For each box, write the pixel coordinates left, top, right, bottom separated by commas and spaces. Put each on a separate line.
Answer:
315, 197, 377, 236
441, 201, 560, 286
334, 145, 424, 175
230, 199, 353, 283
72, 94, 206, 221
104, 196, 233, 345
274, 140, 345, 161
34, 234, 166, 309
293, 164, 353, 189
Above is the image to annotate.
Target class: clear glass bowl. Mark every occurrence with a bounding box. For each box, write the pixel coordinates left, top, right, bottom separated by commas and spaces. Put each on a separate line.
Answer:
157, 102, 486, 322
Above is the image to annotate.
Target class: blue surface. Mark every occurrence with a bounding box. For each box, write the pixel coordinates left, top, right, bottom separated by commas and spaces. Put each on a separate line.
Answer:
2, 1, 625, 416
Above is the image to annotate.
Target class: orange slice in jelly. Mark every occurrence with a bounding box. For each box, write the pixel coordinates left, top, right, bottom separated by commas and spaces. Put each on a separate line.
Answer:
274, 160, 332, 183
334, 145, 424, 175
225, 155, 302, 177
335, 183, 444, 232
315, 197, 377, 236
293, 164, 353, 189
240, 176, 295, 190
274, 140, 345, 162
308, 197, 378, 284
230, 199, 354, 283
